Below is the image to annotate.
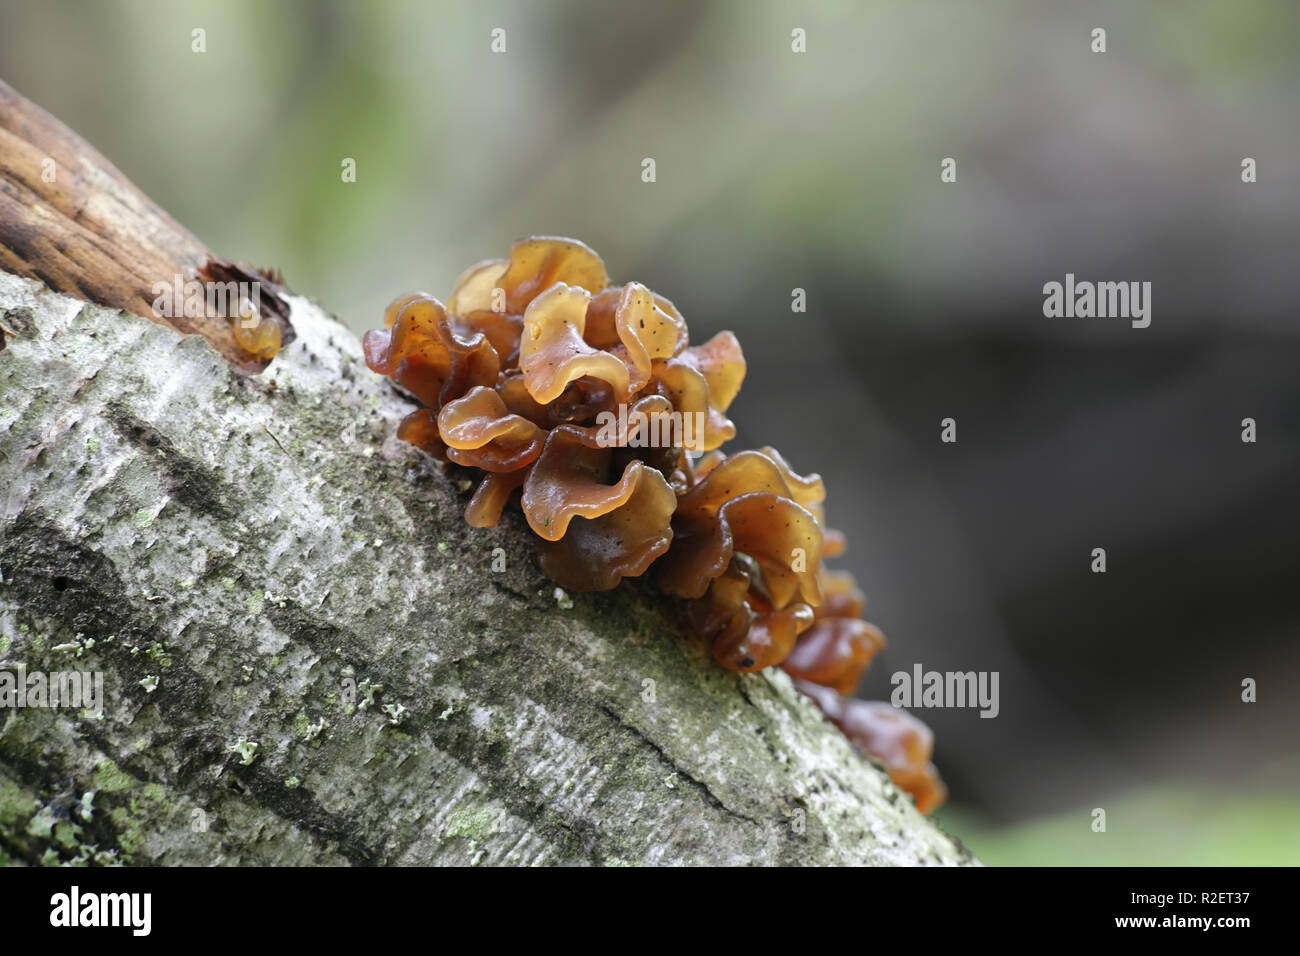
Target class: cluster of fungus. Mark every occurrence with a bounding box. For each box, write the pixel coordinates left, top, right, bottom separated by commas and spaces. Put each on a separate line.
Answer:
363, 237, 945, 813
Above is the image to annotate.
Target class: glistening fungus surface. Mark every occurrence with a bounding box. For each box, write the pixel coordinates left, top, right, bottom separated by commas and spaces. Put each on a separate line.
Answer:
361, 237, 944, 814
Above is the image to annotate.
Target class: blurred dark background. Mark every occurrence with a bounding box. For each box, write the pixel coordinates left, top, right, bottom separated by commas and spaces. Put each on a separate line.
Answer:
3, 0, 1296, 862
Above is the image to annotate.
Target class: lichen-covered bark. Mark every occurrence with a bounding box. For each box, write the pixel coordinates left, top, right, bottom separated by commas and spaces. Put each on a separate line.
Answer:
0, 270, 975, 866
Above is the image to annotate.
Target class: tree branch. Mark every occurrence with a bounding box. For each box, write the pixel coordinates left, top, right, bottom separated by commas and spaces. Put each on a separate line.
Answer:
0, 78, 292, 375
0, 81, 974, 866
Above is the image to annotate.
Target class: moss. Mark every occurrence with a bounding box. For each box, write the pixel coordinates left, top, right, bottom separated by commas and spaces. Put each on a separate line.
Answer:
145, 642, 172, 670
230, 738, 258, 765
357, 680, 380, 711
93, 847, 122, 867
445, 805, 495, 843
92, 758, 136, 794
26, 805, 57, 838
53, 820, 82, 848
108, 808, 143, 856
94, 779, 178, 862
303, 716, 328, 742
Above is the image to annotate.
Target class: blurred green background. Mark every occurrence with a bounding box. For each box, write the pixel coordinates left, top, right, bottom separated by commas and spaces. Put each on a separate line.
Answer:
3, 0, 1297, 865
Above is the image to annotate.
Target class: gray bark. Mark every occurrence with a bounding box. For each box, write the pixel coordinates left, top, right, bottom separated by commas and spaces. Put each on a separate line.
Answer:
0, 270, 975, 866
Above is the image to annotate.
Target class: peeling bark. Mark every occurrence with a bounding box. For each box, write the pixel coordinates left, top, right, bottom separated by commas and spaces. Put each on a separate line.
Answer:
0, 271, 975, 866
